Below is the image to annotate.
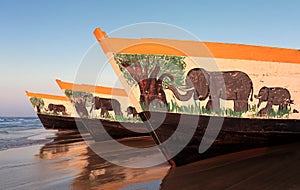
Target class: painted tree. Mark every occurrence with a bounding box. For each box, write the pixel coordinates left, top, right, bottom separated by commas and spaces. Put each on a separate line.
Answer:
30, 97, 44, 113
114, 53, 186, 110
64, 90, 93, 118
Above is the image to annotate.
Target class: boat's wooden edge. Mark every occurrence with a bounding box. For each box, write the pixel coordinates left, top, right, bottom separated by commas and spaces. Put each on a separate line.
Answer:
25, 90, 68, 101
93, 27, 300, 64
56, 79, 128, 97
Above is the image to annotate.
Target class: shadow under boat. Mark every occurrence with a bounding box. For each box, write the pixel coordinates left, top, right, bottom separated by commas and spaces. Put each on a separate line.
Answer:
140, 111, 300, 166
160, 142, 300, 189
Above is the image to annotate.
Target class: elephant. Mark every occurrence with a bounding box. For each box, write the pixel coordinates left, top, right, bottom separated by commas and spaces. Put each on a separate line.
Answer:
126, 106, 138, 118
90, 96, 122, 117
167, 68, 254, 112
71, 97, 89, 118
254, 86, 293, 116
47, 104, 67, 115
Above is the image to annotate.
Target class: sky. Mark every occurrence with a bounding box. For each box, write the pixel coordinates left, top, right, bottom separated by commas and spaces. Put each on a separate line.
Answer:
0, 0, 300, 117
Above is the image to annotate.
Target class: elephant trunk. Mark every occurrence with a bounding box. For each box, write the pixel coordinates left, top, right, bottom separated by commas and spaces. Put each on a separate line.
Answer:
90, 103, 94, 113
257, 100, 262, 108
167, 84, 194, 101
254, 94, 263, 108
255, 96, 262, 108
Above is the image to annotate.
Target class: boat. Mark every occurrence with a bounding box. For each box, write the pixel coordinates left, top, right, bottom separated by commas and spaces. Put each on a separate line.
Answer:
25, 91, 83, 130
93, 27, 300, 166
55, 79, 149, 141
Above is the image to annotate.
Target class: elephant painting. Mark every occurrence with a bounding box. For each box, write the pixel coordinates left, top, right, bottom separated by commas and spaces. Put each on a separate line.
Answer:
71, 97, 89, 118
126, 106, 138, 118
47, 104, 67, 115
167, 68, 254, 112
254, 86, 293, 116
90, 96, 122, 117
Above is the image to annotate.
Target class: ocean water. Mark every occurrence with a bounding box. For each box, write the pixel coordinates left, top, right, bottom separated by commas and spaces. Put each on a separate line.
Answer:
0, 117, 57, 150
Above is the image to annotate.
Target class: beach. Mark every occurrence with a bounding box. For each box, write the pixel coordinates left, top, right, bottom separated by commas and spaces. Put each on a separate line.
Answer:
162, 142, 300, 190
0, 130, 170, 190
0, 127, 300, 190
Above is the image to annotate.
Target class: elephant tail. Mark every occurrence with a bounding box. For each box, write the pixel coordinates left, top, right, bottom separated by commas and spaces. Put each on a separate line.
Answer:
90, 103, 94, 113
250, 82, 254, 102
288, 99, 294, 105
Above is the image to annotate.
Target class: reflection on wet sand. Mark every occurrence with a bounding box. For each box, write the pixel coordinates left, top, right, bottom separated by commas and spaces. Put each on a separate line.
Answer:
37, 130, 300, 189
38, 130, 170, 190
161, 142, 300, 190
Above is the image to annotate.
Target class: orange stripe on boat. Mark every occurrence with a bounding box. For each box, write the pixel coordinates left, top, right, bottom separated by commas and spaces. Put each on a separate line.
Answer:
25, 91, 68, 101
56, 79, 128, 97
94, 27, 300, 64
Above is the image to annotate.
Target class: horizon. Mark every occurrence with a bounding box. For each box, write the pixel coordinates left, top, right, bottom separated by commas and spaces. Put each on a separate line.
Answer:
1, 0, 300, 117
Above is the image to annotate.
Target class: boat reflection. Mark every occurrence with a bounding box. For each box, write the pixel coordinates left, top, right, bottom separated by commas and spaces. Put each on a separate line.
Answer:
38, 130, 170, 190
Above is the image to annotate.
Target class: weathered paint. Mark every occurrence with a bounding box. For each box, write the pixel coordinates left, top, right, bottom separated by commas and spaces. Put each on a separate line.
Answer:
94, 28, 300, 119
56, 80, 141, 121
25, 91, 75, 117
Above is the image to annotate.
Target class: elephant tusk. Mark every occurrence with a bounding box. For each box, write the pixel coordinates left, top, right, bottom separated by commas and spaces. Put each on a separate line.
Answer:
254, 95, 262, 99
178, 86, 194, 92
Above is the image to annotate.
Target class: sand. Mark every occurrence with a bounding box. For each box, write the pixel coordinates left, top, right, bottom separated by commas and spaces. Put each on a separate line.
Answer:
0, 131, 170, 190
1, 130, 299, 190
161, 142, 300, 190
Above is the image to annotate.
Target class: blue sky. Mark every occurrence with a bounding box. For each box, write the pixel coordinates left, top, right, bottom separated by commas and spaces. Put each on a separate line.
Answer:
0, 0, 300, 116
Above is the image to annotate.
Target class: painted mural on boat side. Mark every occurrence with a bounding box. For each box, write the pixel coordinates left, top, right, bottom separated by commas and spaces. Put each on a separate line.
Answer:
56, 80, 141, 122
111, 53, 299, 119
26, 91, 75, 117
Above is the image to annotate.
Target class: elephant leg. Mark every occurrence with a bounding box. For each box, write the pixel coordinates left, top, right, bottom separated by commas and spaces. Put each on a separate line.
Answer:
258, 106, 271, 116
115, 108, 122, 116
234, 100, 248, 112
235, 92, 249, 112
100, 109, 105, 116
205, 99, 212, 111
208, 97, 220, 112
279, 104, 284, 111
280, 103, 288, 111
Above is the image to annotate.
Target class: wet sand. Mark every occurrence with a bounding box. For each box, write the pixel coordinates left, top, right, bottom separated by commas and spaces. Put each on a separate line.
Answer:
0, 131, 170, 190
0, 130, 299, 189
162, 142, 300, 190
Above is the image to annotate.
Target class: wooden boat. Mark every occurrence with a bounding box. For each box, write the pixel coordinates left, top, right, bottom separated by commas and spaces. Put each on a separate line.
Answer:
94, 27, 300, 166
26, 86, 148, 140
25, 91, 82, 130
55, 79, 149, 141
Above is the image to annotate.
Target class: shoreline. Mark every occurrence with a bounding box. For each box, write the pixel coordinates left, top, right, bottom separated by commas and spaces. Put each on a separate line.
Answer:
0, 130, 170, 190
1, 129, 300, 189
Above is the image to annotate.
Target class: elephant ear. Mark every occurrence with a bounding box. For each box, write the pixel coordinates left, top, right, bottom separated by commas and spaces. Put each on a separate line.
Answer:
266, 87, 270, 99
196, 69, 210, 100
261, 86, 270, 100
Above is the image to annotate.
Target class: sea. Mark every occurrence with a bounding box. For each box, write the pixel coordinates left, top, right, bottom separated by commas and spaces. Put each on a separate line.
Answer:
0, 117, 56, 151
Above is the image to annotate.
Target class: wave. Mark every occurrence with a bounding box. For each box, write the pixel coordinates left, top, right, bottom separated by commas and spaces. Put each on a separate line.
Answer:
0, 118, 42, 129
0, 117, 39, 123
0, 130, 9, 134
0, 128, 56, 151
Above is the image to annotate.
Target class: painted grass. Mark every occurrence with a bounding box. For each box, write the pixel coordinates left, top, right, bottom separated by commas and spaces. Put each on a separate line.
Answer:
99, 114, 142, 122
268, 108, 292, 118
139, 98, 292, 118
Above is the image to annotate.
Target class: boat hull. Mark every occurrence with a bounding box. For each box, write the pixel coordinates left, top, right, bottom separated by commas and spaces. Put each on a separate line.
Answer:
38, 113, 81, 130
140, 111, 300, 166
38, 113, 149, 140
81, 118, 149, 141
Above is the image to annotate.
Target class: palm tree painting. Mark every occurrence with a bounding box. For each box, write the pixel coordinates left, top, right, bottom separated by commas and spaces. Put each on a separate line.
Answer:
30, 97, 45, 113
